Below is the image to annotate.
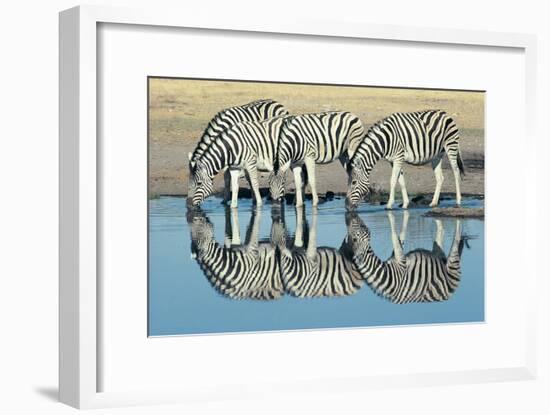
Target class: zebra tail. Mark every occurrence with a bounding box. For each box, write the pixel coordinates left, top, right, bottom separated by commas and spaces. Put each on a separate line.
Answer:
457, 150, 466, 178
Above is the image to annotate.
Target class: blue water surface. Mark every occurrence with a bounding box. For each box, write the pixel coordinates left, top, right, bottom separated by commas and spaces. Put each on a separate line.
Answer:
148, 196, 484, 336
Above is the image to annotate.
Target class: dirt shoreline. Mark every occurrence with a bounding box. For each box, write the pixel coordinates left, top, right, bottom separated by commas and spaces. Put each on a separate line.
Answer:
150, 160, 485, 199
424, 207, 484, 219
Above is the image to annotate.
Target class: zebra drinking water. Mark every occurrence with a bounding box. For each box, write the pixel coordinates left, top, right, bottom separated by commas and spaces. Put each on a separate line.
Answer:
187, 99, 288, 204
188, 207, 284, 301
269, 111, 365, 207
345, 110, 465, 210
345, 211, 464, 304
187, 116, 287, 208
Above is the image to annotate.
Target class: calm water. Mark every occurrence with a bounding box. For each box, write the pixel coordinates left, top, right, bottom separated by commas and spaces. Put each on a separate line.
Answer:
148, 196, 484, 336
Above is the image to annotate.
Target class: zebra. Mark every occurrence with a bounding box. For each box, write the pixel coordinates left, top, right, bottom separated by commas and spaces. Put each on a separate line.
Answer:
345, 110, 465, 210
269, 111, 365, 207
187, 99, 288, 204
271, 206, 364, 298
345, 211, 464, 304
187, 116, 287, 208
188, 207, 284, 301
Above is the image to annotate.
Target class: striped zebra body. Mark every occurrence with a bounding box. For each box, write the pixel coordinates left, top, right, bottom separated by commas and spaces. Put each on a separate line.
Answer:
187, 99, 288, 205
189, 209, 283, 301
270, 111, 365, 207
193, 240, 283, 301
345, 212, 463, 304
346, 110, 464, 210
189, 99, 288, 167
188, 116, 286, 208
272, 208, 364, 298
279, 246, 364, 298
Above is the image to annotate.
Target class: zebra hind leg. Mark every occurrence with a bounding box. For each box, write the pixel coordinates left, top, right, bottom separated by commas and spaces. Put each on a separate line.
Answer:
430, 157, 444, 207
386, 161, 403, 210
398, 171, 410, 209
448, 154, 462, 207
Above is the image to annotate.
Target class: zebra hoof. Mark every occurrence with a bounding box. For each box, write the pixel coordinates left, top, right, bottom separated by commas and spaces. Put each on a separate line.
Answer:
429, 202, 438, 208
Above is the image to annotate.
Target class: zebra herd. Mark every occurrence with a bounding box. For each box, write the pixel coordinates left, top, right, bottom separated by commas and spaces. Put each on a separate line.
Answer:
186, 99, 465, 210
188, 207, 465, 303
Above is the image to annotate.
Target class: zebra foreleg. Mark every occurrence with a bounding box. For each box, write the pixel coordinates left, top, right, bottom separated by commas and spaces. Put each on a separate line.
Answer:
430, 157, 445, 207
387, 161, 403, 210
293, 166, 305, 207
435, 219, 444, 248
294, 205, 305, 248
245, 164, 263, 207
307, 208, 318, 260
229, 169, 241, 209
230, 205, 241, 245
224, 206, 232, 248
399, 210, 410, 244
387, 211, 405, 261
304, 158, 318, 206
244, 207, 261, 252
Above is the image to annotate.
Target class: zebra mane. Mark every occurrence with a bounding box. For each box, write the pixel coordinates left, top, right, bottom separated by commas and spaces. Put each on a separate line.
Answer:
350, 109, 447, 167
190, 99, 280, 165
272, 115, 296, 172
348, 115, 390, 167
411, 109, 446, 117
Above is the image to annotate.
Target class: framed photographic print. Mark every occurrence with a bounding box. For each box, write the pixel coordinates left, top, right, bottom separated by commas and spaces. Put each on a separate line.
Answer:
59, 5, 538, 409
148, 77, 485, 337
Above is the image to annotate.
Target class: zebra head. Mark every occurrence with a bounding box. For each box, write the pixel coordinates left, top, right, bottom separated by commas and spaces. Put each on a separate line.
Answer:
186, 161, 213, 208
268, 170, 286, 203
188, 151, 196, 169
187, 209, 214, 256
345, 161, 371, 210
345, 212, 371, 249
187, 152, 200, 203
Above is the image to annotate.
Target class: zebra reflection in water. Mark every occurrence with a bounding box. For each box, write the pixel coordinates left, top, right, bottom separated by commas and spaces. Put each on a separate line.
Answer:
188, 206, 363, 300
188, 207, 465, 304
272, 207, 364, 298
345, 211, 465, 304
188, 207, 283, 300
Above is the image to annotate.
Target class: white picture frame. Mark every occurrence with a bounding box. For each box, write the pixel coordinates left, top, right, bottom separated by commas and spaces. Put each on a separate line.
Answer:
59, 4, 538, 409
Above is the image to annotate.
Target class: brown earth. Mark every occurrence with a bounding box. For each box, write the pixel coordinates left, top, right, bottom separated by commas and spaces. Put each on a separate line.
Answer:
424, 207, 484, 219
149, 78, 485, 200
